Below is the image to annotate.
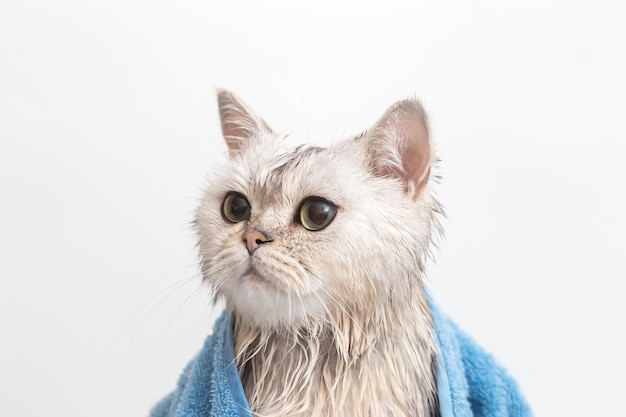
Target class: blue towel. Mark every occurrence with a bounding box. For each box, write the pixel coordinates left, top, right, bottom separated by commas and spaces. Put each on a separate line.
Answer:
151, 302, 532, 417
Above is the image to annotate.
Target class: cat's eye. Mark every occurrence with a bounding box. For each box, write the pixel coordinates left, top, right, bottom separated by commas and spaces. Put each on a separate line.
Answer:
221, 193, 251, 223
299, 198, 337, 231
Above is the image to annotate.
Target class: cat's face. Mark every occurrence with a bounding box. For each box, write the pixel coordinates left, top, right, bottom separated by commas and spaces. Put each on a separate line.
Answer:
195, 90, 440, 330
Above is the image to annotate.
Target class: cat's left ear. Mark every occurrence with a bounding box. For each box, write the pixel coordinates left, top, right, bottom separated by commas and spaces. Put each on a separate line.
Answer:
216, 89, 272, 157
363, 99, 431, 197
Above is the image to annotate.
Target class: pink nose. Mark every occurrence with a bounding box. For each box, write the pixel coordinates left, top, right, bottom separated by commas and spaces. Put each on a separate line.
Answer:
243, 230, 271, 254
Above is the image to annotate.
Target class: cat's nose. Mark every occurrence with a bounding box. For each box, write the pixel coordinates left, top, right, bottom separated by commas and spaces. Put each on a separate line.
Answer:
243, 229, 272, 254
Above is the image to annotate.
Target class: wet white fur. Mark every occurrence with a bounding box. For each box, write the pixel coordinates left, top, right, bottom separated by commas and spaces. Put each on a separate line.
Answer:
195, 90, 444, 417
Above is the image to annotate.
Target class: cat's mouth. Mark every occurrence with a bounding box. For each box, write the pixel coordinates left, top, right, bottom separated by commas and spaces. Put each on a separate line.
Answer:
243, 263, 271, 285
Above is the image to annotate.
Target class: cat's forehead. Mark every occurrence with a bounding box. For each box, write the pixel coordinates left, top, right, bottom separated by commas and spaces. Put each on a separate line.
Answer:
264, 144, 325, 179
227, 142, 355, 208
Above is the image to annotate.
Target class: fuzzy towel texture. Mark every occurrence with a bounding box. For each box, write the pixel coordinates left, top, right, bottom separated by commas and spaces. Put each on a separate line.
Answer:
151, 302, 532, 417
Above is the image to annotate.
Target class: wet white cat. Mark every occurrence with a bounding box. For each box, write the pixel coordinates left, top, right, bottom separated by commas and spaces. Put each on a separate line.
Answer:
194, 90, 444, 417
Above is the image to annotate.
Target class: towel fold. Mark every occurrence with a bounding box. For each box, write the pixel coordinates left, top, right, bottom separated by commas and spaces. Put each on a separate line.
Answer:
151, 301, 532, 417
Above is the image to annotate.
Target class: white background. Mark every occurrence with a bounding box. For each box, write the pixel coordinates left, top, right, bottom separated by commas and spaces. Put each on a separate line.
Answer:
1, 1, 625, 416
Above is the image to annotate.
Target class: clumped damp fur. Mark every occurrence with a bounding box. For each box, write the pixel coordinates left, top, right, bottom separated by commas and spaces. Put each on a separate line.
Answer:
195, 90, 445, 417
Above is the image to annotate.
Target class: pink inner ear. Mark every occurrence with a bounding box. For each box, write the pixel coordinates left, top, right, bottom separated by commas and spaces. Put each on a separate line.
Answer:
217, 91, 247, 155
221, 121, 244, 153
369, 100, 431, 196
216, 89, 271, 157
400, 113, 431, 192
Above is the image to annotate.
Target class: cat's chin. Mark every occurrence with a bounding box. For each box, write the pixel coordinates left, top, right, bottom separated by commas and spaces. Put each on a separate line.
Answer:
227, 277, 323, 330
231, 303, 315, 331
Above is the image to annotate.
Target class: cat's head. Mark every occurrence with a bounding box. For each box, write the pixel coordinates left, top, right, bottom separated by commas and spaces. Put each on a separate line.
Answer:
195, 90, 442, 330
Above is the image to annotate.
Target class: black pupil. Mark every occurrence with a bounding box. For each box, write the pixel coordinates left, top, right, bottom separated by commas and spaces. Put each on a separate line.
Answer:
307, 201, 330, 225
230, 196, 249, 219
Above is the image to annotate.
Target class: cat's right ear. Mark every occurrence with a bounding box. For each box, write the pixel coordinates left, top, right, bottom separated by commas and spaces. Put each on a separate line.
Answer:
216, 89, 272, 157
361, 98, 432, 199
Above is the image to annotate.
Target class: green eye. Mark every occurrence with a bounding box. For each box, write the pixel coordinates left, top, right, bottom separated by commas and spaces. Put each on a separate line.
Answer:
299, 198, 337, 231
221, 193, 251, 223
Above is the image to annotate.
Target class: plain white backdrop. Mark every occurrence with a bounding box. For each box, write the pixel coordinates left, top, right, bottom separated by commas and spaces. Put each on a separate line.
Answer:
1, 1, 625, 416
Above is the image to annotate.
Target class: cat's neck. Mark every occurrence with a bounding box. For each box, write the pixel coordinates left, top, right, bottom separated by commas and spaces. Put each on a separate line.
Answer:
232, 290, 439, 417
